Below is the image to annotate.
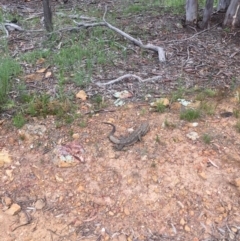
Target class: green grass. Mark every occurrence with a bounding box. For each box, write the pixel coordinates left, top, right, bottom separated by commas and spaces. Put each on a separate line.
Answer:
20, 49, 51, 64
200, 101, 216, 115
163, 119, 176, 129
156, 102, 166, 113
91, 94, 107, 110
195, 89, 216, 101
233, 109, 240, 118
180, 109, 201, 121
0, 57, 21, 105
202, 133, 212, 144
235, 121, 240, 133
13, 113, 26, 128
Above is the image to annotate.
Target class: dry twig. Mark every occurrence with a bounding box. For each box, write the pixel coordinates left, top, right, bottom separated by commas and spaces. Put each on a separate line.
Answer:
102, 6, 165, 62
95, 74, 162, 86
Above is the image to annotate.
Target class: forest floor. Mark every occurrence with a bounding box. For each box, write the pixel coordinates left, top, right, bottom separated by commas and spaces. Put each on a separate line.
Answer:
0, 1, 240, 241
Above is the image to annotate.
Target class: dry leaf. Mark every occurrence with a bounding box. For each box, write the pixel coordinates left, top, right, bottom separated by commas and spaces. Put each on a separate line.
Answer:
45, 71, 52, 78
36, 58, 45, 65
24, 73, 43, 82
36, 68, 47, 73
6, 169, 14, 181
0, 150, 12, 167
76, 90, 87, 101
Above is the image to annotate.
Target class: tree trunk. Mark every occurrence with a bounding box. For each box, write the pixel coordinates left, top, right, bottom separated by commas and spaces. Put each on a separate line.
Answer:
43, 0, 53, 32
186, 0, 198, 24
223, 0, 240, 27
201, 0, 214, 29
217, 0, 231, 11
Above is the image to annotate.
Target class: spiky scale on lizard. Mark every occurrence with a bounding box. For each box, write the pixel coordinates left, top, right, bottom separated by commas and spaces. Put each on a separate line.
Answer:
103, 122, 150, 150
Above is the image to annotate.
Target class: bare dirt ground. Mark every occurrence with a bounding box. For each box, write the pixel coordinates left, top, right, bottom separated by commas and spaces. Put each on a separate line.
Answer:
1, 1, 240, 241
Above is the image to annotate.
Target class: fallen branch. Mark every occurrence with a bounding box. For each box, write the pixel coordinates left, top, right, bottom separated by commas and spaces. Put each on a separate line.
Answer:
0, 23, 9, 38
103, 7, 165, 62
4, 23, 24, 31
95, 74, 162, 86
56, 12, 97, 21
74, 21, 106, 28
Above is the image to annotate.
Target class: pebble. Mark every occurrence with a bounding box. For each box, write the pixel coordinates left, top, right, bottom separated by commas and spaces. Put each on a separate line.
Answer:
5, 203, 21, 215
186, 132, 199, 141
4, 197, 12, 207
184, 225, 191, 232
35, 199, 45, 210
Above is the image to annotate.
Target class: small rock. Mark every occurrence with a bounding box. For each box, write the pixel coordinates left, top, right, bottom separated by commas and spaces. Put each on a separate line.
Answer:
171, 102, 181, 110
5, 203, 21, 215
152, 175, 158, 183
4, 197, 12, 207
233, 177, 240, 187
231, 227, 238, 233
76, 90, 87, 101
35, 199, 45, 210
184, 225, 191, 232
124, 207, 130, 216
6, 169, 14, 181
77, 185, 85, 192
104, 234, 110, 241
55, 174, 64, 182
151, 98, 169, 107
217, 207, 225, 213
0, 150, 12, 167
108, 211, 114, 216
192, 122, 198, 127
113, 90, 132, 99
178, 99, 191, 106
180, 218, 186, 225
186, 132, 199, 141
72, 133, 80, 139
118, 234, 127, 241
198, 172, 207, 180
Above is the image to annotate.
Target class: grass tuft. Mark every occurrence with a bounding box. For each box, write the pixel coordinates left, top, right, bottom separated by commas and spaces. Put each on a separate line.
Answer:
180, 108, 201, 121
13, 113, 26, 129
202, 133, 212, 144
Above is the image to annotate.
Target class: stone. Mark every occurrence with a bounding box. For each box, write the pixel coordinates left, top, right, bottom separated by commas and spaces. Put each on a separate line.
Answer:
184, 225, 191, 232
233, 177, 240, 187
124, 207, 130, 216
180, 218, 185, 225
4, 197, 12, 207
35, 199, 45, 210
186, 132, 199, 141
198, 172, 207, 180
118, 234, 127, 241
5, 203, 21, 215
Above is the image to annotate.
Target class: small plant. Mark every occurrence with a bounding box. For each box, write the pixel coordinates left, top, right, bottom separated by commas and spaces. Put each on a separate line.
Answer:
202, 133, 212, 144
64, 115, 75, 124
156, 102, 166, 113
155, 134, 160, 143
170, 86, 186, 102
0, 57, 21, 104
233, 109, 240, 118
140, 108, 147, 116
200, 101, 216, 115
195, 92, 206, 101
163, 119, 176, 129
180, 108, 201, 121
13, 113, 26, 128
92, 94, 106, 109
204, 89, 216, 97
235, 121, 240, 133
79, 120, 87, 128
151, 162, 156, 168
